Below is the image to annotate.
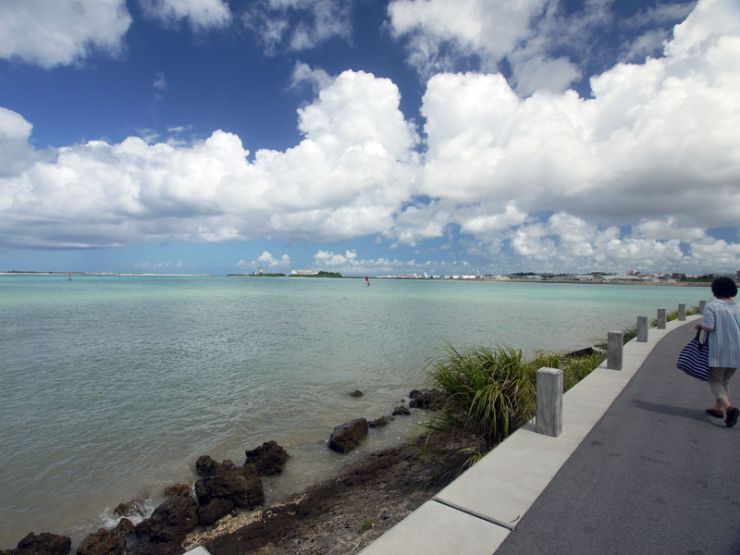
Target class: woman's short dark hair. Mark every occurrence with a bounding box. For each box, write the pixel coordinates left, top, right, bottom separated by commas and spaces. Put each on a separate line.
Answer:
711, 276, 738, 298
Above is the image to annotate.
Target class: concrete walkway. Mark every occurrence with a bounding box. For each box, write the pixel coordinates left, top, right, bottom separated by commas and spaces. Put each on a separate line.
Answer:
360, 316, 740, 555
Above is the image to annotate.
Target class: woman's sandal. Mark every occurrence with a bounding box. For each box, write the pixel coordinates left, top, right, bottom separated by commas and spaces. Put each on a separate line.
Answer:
705, 408, 724, 418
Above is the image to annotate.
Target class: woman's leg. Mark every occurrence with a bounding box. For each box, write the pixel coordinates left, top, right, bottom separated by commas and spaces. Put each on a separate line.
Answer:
723, 367, 736, 406
708, 367, 733, 411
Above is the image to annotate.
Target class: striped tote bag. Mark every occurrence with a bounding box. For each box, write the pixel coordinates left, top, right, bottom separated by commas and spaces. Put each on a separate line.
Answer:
676, 329, 710, 381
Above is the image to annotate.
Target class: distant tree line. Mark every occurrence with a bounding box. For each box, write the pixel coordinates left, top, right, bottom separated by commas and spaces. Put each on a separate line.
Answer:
678, 274, 729, 283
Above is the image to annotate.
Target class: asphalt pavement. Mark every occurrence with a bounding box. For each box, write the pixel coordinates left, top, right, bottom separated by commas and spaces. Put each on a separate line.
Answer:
495, 321, 740, 555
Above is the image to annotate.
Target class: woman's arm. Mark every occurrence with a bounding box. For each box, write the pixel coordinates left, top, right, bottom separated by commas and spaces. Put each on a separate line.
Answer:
699, 304, 716, 331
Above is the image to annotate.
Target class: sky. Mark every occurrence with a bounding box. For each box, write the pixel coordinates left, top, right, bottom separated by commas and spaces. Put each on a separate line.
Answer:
0, 0, 739, 276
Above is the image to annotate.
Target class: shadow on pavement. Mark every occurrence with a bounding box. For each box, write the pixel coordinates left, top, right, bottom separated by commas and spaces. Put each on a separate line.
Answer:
631, 398, 713, 424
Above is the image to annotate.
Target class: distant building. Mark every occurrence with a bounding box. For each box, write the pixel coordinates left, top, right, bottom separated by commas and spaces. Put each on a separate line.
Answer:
290, 269, 319, 276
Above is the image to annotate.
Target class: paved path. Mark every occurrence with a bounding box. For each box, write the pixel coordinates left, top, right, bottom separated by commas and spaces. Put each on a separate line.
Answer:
495, 321, 740, 555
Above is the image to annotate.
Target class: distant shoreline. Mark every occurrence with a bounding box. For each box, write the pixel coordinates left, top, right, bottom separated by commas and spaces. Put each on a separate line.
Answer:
1, 271, 715, 287
501, 278, 710, 287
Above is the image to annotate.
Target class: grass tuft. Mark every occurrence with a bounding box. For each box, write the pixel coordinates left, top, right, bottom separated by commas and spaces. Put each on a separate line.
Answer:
428, 344, 604, 448
622, 326, 637, 343
429, 344, 535, 444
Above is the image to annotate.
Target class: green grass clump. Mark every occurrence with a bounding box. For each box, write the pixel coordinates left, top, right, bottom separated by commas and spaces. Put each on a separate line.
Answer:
666, 310, 679, 322
622, 326, 637, 343
429, 344, 535, 444
561, 352, 604, 390
529, 351, 604, 392
429, 345, 605, 448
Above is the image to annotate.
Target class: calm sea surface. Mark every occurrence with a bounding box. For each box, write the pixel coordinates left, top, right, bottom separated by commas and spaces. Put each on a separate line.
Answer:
0, 275, 708, 545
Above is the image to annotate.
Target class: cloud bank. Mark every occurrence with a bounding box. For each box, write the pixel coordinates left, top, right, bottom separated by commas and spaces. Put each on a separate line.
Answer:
387, 0, 699, 96
0, 0, 738, 273
0, 70, 418, 248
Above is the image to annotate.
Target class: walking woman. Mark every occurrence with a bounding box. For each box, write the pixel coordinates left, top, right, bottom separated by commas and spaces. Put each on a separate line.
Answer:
697, 276, 740, 428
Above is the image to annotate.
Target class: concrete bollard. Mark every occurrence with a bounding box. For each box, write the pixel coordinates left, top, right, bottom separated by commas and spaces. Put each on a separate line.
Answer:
536, 367, 563, 437
637, 316, 648, 342
657, 308, 666, 329
678, 303, 686, 321
699, 300, 706, 313
607, 331, 623, 370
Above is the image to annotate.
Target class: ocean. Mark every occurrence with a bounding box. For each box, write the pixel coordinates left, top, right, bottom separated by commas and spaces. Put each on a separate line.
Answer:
0, 275, 708, 546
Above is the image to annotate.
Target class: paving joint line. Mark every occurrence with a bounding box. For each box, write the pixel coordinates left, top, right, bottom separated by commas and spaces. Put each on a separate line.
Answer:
431, 497, 519, 531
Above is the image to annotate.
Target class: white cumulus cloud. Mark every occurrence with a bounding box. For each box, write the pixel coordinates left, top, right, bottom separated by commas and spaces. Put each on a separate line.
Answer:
239, 251, 292, 269
0, 107, 39, 178
139, 0, 231, 30
311, 249, 432, 275
243, 0, 351, 54
290, 61, 333, 94
259, 251, 291, 267
388, 0, 547, 74
387, 0, 699, 96
0, 0, 132, 68
314, 249, 357, 267
419, 0, 740, 238
387, 0, 581, 92
0, 70, 419, 248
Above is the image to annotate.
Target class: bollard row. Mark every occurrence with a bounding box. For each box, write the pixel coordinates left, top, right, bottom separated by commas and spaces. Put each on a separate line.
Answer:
534, 299, 704, 437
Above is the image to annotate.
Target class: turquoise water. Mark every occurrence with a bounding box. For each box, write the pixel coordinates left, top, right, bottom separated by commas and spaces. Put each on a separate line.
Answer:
0, 275, 708, 545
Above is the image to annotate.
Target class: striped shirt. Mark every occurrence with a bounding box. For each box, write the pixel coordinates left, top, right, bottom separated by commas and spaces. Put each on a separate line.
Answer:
701, 298, 740, 368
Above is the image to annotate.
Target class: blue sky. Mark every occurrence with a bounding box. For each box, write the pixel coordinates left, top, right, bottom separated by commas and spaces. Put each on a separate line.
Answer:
1, 0, 739, 276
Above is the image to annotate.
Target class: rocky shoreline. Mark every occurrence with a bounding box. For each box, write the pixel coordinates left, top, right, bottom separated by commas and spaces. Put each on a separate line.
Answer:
1, 390, 452, 555
187, 428, 484, 555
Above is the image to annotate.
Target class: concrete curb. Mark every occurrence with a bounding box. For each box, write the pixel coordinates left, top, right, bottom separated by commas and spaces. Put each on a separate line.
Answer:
360, 315, 701, 555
